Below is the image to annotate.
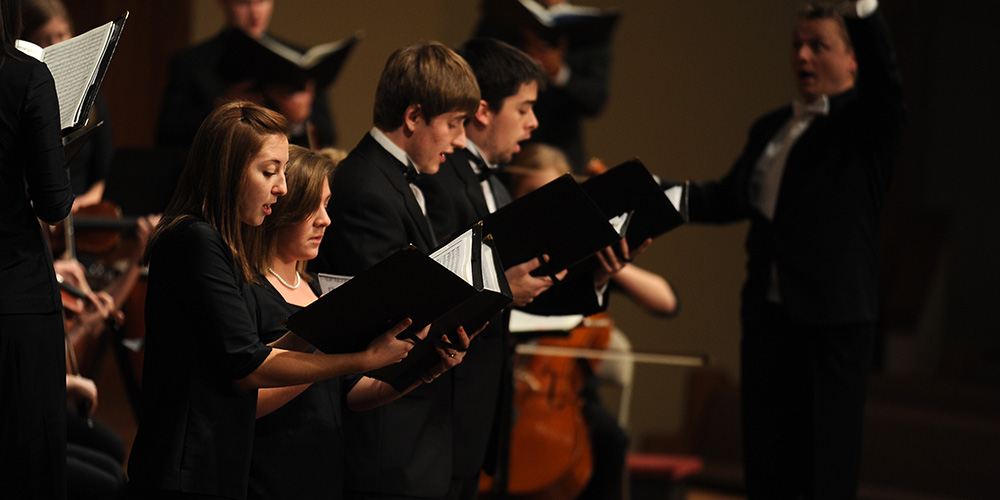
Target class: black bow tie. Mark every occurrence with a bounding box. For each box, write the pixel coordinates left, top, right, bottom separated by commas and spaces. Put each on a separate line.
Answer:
478, 165, 498, 182
400, 161, 421, 184
467, 151, 496, 181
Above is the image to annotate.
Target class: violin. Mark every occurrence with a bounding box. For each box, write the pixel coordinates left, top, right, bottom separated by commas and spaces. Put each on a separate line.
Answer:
49, 200, 138, 257
58, 269, 124, 375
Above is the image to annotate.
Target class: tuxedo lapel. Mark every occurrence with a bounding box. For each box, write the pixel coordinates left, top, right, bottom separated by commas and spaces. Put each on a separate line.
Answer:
455, 151, 491, 217
361, 135, 438, 249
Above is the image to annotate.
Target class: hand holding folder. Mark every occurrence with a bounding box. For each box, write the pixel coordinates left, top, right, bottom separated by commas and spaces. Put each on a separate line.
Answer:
283, 223, 511, 390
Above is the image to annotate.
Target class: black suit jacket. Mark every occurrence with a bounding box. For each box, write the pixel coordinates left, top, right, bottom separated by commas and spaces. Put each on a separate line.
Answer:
312, 132, 452, 497
419, 149, 607, 480
156, 29, 335, 148
687, 10, 905, 326
0, 48, 73, 315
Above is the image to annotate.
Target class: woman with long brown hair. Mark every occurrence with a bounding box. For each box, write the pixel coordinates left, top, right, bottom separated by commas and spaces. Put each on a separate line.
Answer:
126, 102, 417, 500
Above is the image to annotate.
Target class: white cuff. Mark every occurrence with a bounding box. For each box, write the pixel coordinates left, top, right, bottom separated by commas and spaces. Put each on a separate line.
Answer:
842, 0, 878, 19
553, 65, 571, 87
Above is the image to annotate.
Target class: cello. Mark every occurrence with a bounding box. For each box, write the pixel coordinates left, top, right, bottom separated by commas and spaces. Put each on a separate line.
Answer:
482, 313, 614, 500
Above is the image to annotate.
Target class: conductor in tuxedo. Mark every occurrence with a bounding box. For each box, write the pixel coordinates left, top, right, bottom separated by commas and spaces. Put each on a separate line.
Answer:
310, 41, 487, 500
684, 1, 904, 498
156, 0, 335, 149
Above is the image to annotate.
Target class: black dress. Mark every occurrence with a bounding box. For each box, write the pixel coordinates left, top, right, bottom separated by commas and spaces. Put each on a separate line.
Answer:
0, 45, 74, 500
127, 217, 272, 500
248, 277, 345, 500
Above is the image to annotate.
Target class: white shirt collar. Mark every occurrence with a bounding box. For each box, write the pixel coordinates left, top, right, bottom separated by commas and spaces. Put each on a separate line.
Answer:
792, 95, 830, 119
369, 127, 416, 170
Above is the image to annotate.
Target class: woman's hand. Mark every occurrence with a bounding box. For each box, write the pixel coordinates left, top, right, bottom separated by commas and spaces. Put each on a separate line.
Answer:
364, 318, 422, 371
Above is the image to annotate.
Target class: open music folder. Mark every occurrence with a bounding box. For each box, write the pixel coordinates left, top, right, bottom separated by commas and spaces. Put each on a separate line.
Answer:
283, 223, 512, 391
222, 29, 361, 90
483, 0, 621, 46
580, 159, 687, 252
481, 174, 622, 277
16, 12, 127, 134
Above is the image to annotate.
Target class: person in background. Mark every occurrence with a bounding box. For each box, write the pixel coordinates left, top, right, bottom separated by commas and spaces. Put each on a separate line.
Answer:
682, 1, 904, 497
156, 0, 335, 149
1, 0, 74, 497
21, 0, 114, 212
127, 102, 415, 500
503, 143, 677, 499
475, 0, 612, 174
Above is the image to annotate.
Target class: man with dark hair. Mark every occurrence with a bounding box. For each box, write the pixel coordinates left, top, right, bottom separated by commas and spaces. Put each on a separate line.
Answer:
683, 1, 905, 498
419, 37, 631, 499
475, 0, 612, 174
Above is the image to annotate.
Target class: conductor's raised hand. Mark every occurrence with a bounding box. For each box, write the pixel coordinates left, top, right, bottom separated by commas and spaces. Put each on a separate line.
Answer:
364, 318, 423, 370
506, 254, 568, 307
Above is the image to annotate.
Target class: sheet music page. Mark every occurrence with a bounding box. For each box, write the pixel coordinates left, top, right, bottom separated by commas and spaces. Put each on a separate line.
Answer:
664, 185, 683, 212
508, 309, 583, 333
258, 35, 305, 65
40, 21, 113, 129
481, 243, 500, 292
303, 38, 352, 67
318, 273, 352, 296
609, 212, 629, 235
430, 228, 473, 284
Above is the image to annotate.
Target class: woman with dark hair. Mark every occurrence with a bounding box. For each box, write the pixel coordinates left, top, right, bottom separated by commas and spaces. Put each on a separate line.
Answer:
126, 102, 417, 500
0, 0, 74, 497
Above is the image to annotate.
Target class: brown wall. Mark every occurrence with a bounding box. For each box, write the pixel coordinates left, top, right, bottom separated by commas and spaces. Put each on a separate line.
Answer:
71, 0, 1000, 452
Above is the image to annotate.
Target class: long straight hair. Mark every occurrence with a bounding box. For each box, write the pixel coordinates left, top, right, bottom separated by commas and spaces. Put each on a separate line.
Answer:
244, 145, 335, 281
1, 0, 23, 58
145, 101, 289, 283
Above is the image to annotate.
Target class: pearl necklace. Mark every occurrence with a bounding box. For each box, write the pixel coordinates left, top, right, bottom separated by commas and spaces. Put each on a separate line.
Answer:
267, 267, 301, 289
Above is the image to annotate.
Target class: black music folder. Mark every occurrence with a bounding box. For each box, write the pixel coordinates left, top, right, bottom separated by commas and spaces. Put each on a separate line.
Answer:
283, 223, 511, 391
62, 120, 103, 164
223, 29, 361, 90
483, 0, 621, 46
16, 13, 127, 134
580, 159, 687, 251
481, 174, 622, 276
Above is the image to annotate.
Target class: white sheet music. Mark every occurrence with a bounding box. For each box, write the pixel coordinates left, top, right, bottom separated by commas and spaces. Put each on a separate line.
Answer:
609, 212, 629, 235
664, 185, 684, 212
38, 21, 113, 129
318, 273, 352, 295
482, 244, 500, 292
430, 228, 473, 284
508, 309, 584, 333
